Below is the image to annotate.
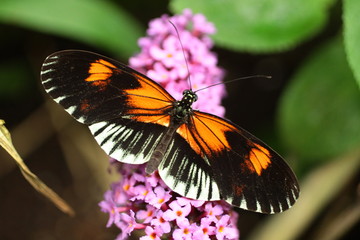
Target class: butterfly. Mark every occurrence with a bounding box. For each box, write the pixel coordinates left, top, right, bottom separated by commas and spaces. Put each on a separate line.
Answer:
41, 50, 299, 214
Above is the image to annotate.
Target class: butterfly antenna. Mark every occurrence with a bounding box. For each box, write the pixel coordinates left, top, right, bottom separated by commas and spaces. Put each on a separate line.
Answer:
194, 75, 272, 93
168, 20, 192, 90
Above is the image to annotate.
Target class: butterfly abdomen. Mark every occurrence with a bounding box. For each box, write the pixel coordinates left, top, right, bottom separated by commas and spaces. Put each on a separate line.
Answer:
146, 122, 180, 174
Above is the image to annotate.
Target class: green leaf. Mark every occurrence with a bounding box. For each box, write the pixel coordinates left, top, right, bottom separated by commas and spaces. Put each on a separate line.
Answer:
0, 0, 143, 58
344, 0, 360, 89
170, 0, 336, 52
278, 36, 360, 164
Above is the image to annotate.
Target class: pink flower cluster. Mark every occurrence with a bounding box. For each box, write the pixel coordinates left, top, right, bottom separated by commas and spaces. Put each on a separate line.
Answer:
129, 9, 226, 117
99, 163, 239, 240
99, 10, 239, 240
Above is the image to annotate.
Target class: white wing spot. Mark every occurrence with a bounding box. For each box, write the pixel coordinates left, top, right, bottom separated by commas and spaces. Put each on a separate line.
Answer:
42, 61, 58, 66
48, 55, 59, 60
46, 86, 57, 92
41, 68, 55, 75
66, 105, 76, 115
42, 77, 53, 84
53, 95, 66, 103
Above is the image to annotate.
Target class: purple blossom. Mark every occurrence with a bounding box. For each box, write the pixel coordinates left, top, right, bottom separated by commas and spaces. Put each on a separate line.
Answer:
150, 210, 171, 234
146, 186, 172, 209
193, 218, 216, 240
140, 226, 162, 240
129, 9, 226, 117
147, 62, 178, 83
101, 160, 239, 239
162, 199, 192, 223
99, 9, 239, 240
115, 210, 145, 240
136, 205, 156, 223
99, 190, 121, 227
204, 202, 224, 221
173, 218, 196, 240
215, 215, 240, 240
130, 183, 149, 201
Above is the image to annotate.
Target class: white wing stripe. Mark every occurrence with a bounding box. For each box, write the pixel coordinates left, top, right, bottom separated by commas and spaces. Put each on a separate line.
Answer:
41, 68, 55, 75
42, 61, 58, 66
42, 77, 53, 84
89, 121, 164, 165
159, 141, 220, 201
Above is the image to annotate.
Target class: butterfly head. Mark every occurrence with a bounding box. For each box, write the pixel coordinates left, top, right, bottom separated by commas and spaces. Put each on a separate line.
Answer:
171, 90, 198, 121
182, 89, 198, 104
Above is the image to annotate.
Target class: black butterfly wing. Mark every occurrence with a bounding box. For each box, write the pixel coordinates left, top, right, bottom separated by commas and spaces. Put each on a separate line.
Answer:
157, 125, 222, 202
41, 50, 175, 124
160, 110, 299, 213
41, 50, 176, 163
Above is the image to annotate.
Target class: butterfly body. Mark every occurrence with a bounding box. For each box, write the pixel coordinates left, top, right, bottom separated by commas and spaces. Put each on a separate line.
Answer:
41, 50, 299, 214
146, 89, 198, 174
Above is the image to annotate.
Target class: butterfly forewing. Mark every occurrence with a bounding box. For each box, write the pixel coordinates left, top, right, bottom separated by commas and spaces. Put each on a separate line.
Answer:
41, 50, 175, 168
41, 50, 175, 124
41, 50, 299, 214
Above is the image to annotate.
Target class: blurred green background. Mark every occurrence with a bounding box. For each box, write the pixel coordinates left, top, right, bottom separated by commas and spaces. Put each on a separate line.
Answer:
0, 0, 359, 239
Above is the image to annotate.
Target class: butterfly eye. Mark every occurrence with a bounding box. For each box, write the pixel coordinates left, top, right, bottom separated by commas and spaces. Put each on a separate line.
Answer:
182, 90, 190, 95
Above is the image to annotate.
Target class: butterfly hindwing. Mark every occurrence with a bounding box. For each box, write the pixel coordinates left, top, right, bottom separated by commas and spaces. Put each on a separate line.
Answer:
89, 119, 168, 165
158, 130, 221, 202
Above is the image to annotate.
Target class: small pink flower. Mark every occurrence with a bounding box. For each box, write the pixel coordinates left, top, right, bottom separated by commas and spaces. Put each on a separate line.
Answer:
132, 171, 146, 182
147, 18, 169, 36
121, 176, 136, 195
151, 210, 171, 233
136, 205, 156, 223
163, 200, 192, 223
176, 196, 204, 207
140, 226, 163, 240
149, 36, 184, 68
130, 184, 149, 201
192, 13, 216, 35
215, 215, 239, 240
204, 202, 224, 221
173, 218, 196, 240
145, 171, 163, 188
147, 62, 178, 83
116, 210, 145, 239
146, 186, 172, 209
193, 217, 216, 240
98, 190, 121, 227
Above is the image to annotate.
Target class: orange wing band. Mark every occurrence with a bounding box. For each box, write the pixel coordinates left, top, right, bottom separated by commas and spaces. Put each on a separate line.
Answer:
248, 143, 271, 176
126, 73, 172, 107
124, 73, 173, 127
85, 59, 117, 88
176, 113, 234, 157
